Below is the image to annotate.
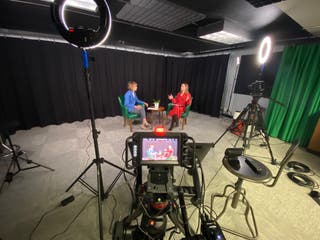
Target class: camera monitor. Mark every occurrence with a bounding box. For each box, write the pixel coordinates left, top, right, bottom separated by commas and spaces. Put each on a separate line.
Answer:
141, 137, 179, 165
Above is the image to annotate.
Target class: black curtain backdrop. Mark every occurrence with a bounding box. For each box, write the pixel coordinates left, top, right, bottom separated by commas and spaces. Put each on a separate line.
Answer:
0, 38, 229, 129
165, 56, 229, 116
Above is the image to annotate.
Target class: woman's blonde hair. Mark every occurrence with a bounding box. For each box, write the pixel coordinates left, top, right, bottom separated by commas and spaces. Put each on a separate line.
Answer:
128, 81, 137, 90
181, 83, 189, 94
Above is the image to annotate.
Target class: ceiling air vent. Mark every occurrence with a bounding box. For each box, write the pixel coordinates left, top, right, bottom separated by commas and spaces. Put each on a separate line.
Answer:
116, 0, 205, 31
245, 0, 286, 8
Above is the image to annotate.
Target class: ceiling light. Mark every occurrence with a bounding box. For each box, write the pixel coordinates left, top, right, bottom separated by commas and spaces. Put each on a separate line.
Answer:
198, 20, 251, 45
200, 31, 250, 44
44, 0, 97, 12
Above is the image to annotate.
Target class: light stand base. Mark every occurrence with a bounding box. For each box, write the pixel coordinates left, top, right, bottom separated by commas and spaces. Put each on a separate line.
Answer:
0, 144, 54, 193
66, 157, 134, 199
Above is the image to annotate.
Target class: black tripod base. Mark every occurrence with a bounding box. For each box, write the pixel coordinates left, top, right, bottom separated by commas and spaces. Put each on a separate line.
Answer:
65, 158, 134, 198
1, 155, 55, 193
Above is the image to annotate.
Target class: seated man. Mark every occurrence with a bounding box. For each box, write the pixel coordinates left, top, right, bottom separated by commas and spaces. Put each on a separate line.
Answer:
124, 81, 151, 129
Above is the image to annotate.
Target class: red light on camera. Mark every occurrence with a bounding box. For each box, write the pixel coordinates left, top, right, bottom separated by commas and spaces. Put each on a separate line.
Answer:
154, 126, 166, 137
149, 220, 155, 226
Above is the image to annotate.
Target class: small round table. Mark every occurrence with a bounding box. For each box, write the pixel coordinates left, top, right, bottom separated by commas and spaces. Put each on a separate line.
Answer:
223, 155, 272, 208
211, 155, 272, 239
148, 106, 165, 125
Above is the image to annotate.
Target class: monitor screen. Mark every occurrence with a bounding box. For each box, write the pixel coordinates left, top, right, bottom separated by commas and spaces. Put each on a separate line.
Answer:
141, 137, 179, 164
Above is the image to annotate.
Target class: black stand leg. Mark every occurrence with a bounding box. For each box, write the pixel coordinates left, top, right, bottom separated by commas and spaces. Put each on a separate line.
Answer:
242, 120, 249, 148
213, 107, 248, 148
0, 135, 54, 193
259, 130, 276, 165
212, 128, 229, 148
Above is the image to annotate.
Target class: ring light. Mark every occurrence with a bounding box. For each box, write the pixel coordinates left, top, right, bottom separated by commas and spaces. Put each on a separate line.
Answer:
51, 0, 112, 49
258, 36, 272, 65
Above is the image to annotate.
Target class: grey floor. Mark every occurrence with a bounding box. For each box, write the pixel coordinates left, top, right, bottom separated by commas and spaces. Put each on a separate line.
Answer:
0, 112, 319, 240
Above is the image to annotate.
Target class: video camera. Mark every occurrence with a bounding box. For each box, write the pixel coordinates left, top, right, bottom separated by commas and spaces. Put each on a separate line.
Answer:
113, 132, 225, 240
248, 80, 264, 97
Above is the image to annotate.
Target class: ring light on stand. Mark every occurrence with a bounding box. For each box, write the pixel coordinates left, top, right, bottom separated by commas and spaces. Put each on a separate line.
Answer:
257, 36, 272, 78
51, 2, 130, 240
52, 0, 112, 49
258, 36, 272, 66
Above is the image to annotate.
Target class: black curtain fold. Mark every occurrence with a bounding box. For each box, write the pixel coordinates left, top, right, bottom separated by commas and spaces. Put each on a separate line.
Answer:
0, 38, 229, 129
165, 55, 229, 116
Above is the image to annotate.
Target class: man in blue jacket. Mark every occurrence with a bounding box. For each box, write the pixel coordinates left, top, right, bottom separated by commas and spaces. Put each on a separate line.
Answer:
124, 81, 151, 129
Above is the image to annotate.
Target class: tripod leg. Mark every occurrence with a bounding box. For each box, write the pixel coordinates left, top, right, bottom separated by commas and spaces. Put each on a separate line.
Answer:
18, 157, 55, 171
66, 161, 96, 192
103, 171, 123, 199
0, 158, 15, 193
97, 163, 104, 240
243, 122, 249, 148
247, 123, 255, 149
212, 128, 229, 148
213, 107, 248, 148
260, 130, 276, 164
243, 105, 255, 149
102, 159, 134, 176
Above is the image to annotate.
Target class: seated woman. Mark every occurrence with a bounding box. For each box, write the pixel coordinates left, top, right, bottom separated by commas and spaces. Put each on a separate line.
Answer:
124, 81, 151, 129
167, 83, 192, 131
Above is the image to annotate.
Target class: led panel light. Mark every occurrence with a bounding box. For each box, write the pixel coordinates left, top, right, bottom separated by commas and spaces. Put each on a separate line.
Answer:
198, 20, 251, 45
200, 31, 250, 44
44, 0, 97, 12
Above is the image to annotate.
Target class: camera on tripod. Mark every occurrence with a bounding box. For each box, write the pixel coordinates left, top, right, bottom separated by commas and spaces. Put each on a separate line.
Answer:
113, 132, 225, 240
248, 80, 264, 97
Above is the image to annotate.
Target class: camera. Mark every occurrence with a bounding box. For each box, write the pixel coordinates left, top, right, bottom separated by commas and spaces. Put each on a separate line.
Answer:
248, 80, 264, 97
113, 132, 225, 240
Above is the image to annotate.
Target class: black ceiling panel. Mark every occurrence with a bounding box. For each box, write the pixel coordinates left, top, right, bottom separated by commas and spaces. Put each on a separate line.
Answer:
0, 0, 315, 54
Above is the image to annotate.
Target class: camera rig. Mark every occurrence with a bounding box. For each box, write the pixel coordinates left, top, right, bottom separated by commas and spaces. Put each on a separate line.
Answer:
248, 80, 264, 98
113, 132, 225, 240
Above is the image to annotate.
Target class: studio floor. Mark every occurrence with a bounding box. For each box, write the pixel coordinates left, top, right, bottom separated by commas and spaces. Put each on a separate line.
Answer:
0, 112, 319, 240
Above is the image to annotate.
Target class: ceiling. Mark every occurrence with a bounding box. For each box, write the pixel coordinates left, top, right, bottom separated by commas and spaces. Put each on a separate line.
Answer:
277, 0, 320, 37
0, 0, 318, 55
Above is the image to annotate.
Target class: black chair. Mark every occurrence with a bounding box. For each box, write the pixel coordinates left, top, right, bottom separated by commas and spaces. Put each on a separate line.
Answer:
210, 141, 300, 239
0, 120, 54, 193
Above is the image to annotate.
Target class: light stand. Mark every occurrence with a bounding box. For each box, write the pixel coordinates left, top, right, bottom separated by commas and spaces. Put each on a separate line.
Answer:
51, 1, 135, 239
65, 49, 135, 240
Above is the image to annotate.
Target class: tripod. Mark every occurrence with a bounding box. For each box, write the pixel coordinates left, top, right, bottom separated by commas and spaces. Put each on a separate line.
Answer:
65, 49, 134, 240
0, 125, 54, 193
213, 96, 276, 165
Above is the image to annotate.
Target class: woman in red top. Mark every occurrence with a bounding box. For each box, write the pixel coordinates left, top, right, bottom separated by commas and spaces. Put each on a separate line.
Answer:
168, 83, 192, 131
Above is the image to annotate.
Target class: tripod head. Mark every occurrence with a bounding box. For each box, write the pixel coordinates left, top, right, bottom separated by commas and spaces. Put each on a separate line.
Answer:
248, 80, 264, 98
248, 81, 285, 107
